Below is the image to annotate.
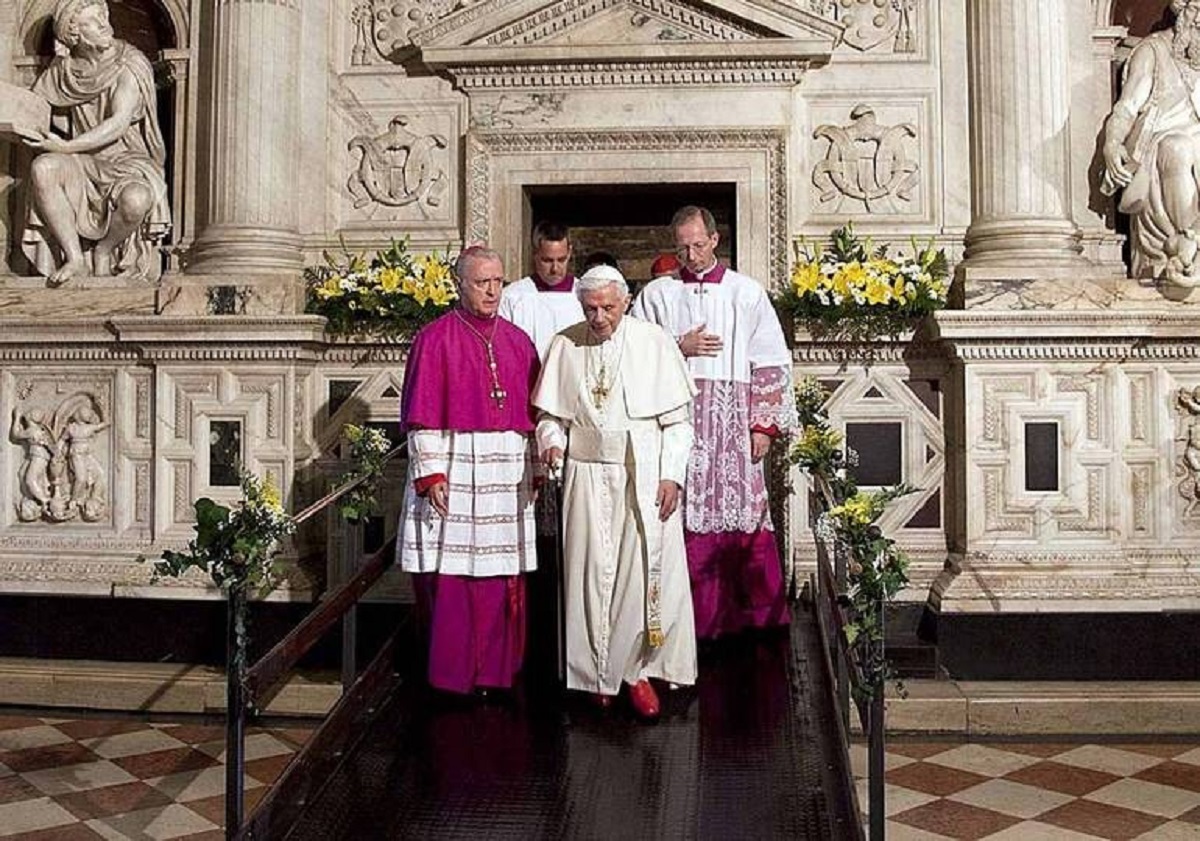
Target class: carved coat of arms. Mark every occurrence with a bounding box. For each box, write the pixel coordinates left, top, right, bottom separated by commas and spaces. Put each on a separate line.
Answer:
347, 116, 449, 210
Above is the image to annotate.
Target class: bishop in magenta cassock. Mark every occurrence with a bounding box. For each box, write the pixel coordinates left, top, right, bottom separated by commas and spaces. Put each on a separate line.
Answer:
397, 246, 542, 695
632, 206, 798, 640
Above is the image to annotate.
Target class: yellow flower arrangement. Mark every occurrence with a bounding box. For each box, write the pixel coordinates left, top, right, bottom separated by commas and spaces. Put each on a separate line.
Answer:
305, 238, 457, 339
776, 224, 949, 340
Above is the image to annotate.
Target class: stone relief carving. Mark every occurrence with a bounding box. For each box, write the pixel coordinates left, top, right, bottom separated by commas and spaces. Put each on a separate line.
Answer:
471, 93, 565, 130
807, 0, 914, 52
629, 11, 693, 40
1176, 386, 1200, 515
1102, 0, 1200, 290
482, 0, 759, 46
812, 104, 919, 214
350, 1, 382, 66
9, 393, 109, 523
13, 0, 171, 287
346, 116, 449, 211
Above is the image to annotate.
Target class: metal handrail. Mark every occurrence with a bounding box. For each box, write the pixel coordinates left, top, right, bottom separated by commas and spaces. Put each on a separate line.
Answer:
224, 445, 405, 839
291, 445, 405, 526
244, 538, 395, 707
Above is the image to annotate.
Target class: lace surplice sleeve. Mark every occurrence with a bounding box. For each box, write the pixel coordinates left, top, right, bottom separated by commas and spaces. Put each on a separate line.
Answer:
749, 365, 798, 436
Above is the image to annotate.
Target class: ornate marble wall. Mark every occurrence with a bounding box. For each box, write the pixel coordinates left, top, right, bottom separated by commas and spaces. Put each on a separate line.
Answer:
0, 0, 1197, 616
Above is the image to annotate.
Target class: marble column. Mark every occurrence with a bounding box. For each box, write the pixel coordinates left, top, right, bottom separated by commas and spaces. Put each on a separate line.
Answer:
963, 0, 1084, 264
188, 0, 302, 274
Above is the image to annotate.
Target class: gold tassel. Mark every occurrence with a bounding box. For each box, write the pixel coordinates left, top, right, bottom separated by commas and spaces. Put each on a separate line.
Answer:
647, 627, 664, 648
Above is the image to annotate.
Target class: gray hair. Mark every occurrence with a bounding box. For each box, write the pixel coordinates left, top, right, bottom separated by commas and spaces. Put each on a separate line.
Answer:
670, 205, 717, 236
454, 245, 503, 285
575, 264, 629, 299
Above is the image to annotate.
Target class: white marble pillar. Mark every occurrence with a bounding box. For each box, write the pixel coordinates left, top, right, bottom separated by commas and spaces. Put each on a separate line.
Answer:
963, 0, 1084, 264
188, 0, 302, 274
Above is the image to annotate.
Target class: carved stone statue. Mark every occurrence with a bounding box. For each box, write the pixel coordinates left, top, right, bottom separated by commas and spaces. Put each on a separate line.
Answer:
1102, 0, 1200, 289
19, 0, 170, 287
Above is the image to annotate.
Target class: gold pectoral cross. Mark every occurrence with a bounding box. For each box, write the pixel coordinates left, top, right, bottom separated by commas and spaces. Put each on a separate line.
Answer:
591, 381, 609, 408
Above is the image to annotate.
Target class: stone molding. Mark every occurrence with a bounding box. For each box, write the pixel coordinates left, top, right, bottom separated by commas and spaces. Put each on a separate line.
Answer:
409, 0, 517, 46
410, 0, 840, 48
441, 59, 815, 88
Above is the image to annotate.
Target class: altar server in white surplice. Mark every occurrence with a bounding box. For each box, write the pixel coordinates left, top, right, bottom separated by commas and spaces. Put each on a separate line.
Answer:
631, 205, 797, 641
532, 264, 697, 721
499, 220, 584, 359
499, 221, 586, 684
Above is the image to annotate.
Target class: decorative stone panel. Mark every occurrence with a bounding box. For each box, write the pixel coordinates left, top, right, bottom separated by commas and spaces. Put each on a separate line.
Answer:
787, 339, 951, 601
332, 101, 462, 232
935, 311, 1200, 612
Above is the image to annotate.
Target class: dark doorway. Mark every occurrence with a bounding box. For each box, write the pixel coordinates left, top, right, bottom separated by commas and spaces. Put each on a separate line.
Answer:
526, 183, 737, 286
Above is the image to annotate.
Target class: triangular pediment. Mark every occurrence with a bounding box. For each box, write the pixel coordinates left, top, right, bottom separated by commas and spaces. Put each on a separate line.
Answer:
413, 0, 840, 50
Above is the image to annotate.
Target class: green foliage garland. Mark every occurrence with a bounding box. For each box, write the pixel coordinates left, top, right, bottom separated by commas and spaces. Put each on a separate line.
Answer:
791, 376, 914, 696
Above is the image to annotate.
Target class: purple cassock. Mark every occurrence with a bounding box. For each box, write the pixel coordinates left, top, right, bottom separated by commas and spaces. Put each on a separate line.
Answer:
400, 308, 540, 694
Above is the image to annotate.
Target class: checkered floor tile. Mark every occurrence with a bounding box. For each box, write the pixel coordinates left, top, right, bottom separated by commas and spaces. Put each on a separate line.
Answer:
851, 740, 1200, 840
0, 709, 1196, 839
0, 712, 310, 840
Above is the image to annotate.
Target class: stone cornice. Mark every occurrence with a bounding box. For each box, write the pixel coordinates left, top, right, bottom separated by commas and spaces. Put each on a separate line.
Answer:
442, 59, 816, 89
0, 317, 330, 363
933, 310, 1200, 361
108, 316, 328, 343
422, 40, 828, 89
935, 309, 1200, 339
411, 0, 839, 48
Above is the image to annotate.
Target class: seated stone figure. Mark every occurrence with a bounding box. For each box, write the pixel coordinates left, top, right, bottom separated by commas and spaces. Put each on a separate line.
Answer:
1101, 0, 1200, 287
20, 0, 170, 286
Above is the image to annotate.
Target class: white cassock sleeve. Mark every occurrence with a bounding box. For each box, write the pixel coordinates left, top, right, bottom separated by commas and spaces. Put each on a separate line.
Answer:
535, 414, 568, 456
658, 405, 693, 486
406, 429, 450, 482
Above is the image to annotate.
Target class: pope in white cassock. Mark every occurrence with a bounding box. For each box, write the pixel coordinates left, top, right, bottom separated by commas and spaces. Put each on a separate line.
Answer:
532, 265, 697, 720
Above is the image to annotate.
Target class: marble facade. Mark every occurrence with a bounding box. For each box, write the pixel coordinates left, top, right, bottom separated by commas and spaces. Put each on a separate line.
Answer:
0, 0, 1196, 621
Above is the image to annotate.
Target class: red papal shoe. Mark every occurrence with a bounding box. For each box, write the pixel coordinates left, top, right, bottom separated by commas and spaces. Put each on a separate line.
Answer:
627, 679, 660, 720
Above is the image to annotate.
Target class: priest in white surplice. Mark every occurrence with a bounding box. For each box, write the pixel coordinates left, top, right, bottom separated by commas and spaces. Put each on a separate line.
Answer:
533, 265, 697, 720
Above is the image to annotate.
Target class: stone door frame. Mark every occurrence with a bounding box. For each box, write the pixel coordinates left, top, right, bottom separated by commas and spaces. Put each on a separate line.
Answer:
465, 128, 789, 288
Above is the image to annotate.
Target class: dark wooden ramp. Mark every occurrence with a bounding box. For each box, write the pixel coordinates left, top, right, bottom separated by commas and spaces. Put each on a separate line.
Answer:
281, 598, 860, 840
